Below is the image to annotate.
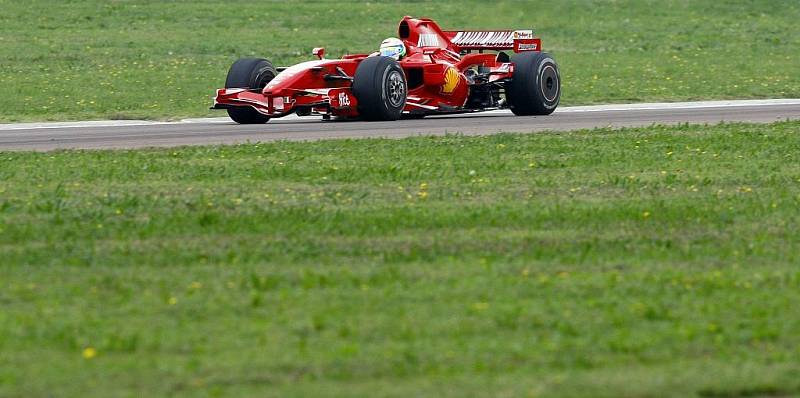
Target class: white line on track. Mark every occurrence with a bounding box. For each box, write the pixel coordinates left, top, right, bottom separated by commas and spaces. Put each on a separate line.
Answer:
556, 99, 800, 113
1, 99, 798, 131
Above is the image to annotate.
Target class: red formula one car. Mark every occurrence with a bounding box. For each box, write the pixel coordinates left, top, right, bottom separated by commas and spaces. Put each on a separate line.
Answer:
213, 16, 560, 123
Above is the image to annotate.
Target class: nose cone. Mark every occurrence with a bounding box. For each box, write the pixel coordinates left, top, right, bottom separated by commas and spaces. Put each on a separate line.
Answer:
264, 60, 331, 92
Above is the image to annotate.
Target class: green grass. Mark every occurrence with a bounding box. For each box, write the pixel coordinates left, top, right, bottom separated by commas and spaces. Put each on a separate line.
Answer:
1, 0, 798, 122
2, 121, 800, 396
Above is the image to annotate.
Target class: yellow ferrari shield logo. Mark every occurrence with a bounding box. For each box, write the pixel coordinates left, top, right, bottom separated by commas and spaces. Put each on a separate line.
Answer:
441, 67, 460, 94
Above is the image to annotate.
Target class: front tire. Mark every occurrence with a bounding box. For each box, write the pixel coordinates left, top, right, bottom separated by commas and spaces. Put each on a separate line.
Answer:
352, 56, 407, 121
507, 52, 560, 116
224, 58, 276, 124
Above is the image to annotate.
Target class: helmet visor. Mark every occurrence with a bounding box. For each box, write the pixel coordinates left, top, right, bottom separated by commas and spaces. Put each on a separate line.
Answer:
380, 45, 404, 59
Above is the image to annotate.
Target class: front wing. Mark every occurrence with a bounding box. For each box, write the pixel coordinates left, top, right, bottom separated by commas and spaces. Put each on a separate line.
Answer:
213, 88, 360, 118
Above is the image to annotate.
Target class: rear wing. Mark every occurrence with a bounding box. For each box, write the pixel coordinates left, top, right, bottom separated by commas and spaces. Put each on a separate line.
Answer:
443, 30, 542, 53
398, 17, 543, 54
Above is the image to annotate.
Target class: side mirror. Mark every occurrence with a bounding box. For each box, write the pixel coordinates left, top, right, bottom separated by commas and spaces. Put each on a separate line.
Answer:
312, 47, 325, 60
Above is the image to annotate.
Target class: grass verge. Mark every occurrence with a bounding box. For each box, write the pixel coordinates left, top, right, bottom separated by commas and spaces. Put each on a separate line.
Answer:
1, 121, 800, 396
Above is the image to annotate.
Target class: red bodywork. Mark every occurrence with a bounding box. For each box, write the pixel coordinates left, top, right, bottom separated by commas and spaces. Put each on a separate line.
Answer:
213, 16, 543, 118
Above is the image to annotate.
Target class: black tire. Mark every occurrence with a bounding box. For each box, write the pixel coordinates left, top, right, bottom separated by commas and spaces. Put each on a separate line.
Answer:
507, 52, 560, 116
352, 56, 407, 121
224, 58, 276, 124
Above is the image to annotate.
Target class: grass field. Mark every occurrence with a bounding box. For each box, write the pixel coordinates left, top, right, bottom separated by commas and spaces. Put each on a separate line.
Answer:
2, 121, 800, 396
1, 0, 798, 122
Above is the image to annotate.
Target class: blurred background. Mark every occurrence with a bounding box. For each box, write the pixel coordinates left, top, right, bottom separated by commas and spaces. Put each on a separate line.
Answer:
1, 0, 797, 121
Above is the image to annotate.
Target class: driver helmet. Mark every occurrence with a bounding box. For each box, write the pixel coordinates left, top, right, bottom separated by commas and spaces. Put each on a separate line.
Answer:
379, 37, 406, 60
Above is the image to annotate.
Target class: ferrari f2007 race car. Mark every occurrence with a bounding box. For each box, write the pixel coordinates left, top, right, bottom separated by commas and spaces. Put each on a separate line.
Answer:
213, 16, 560, 123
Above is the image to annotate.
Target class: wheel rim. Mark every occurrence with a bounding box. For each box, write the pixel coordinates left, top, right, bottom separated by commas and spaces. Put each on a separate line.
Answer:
386, 70, 406, 108
252, 67, 275, 89
539, 64, 559, 103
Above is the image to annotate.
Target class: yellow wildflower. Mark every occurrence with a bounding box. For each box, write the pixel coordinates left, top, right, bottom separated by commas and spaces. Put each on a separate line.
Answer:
82, 347, 97, 359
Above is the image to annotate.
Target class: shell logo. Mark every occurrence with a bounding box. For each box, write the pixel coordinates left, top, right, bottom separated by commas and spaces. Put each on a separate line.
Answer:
441, 67, 460, 95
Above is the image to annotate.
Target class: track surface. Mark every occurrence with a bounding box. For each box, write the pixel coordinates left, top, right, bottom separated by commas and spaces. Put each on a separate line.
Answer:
1, 100, 799, 151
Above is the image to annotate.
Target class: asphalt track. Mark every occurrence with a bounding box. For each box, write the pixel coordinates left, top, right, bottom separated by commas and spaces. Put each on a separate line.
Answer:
1, 99, 799, 151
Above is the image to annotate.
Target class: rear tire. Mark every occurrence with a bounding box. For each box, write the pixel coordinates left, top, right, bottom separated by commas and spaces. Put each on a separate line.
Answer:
507, 52, 560, 116
352, 56, 407, 121
224, 58, 276, 124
